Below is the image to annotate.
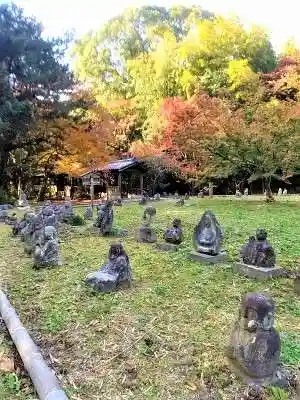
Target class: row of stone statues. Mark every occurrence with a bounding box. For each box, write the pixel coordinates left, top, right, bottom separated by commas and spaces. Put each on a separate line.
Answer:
11, 201, 74, 268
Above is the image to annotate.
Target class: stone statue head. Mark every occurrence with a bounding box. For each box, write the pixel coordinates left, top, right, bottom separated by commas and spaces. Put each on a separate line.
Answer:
173, 218, 181, 228
240, 292, 275, 332
44, 226, 57, 241
105, 200, 113, 209
143, 206, 156, 219
256, 228, 268, 241
108, 243, 128, 263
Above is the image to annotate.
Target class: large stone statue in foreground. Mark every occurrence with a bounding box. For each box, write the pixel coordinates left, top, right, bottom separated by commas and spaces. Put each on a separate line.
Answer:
95, 200, 114, 236
86, 243, 132, 293
227, 292, 287, 387
189, 210, 226, 263
233, 229, 284, 280
33, 226, 61, 268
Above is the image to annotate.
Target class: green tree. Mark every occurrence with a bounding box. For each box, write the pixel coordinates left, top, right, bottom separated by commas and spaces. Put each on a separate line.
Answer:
0, 3, 72, 192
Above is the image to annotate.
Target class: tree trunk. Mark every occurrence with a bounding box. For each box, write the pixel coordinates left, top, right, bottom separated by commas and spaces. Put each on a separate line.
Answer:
209, 182, 213, 198
264, 177, 275, 202
0, 151, 10, 192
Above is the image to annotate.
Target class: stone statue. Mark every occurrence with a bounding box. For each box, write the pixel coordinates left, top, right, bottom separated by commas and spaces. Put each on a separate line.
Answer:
283, 188, 288, 196
154, 193, 160, 201
189, 210, 226, 263
139, 197, 147, 205
194, 210, 223, 255
244, 188, 249, 196
95, 200, 113, 236
235, 190, 242, 197
198, 190, 204, 198
227, 292, 282, 386
136, 207, 157, 243
240, 229, 275, 268
0, 210, 8, 222
86, 243, 132, 293
84, 205, 93, 220
164, 218, 183, 245
22, 192, 29, 207
277, 188, 282, 196
33, 226, 61, 268
176, 197, 184, 206
114, 198, 122, 206
234, 229, 283, 280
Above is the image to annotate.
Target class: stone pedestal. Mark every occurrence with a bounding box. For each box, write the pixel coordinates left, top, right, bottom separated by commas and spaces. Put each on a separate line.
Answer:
188, 250, 226, 264
156, 243, 179, 252
86, 271, 131, 293
233, 262, 284, 280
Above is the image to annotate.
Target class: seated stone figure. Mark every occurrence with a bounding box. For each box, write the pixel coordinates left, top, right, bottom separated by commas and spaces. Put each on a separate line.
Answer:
95, 200, 114, 235
86, 243, 132, 293
227, 292, 281, 385
240, 229, 275, 268
84, 205, 93, 220
193, 210, 223, 255
33, 226, 61, 268
164, 218, 183, 245
136, 207, 157, 243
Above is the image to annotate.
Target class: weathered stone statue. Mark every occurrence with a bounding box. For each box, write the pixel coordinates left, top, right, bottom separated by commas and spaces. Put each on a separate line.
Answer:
61, 201, 74, 221
154, 193, 160, 201
157, 218, 183, 251
0, 210, 8, 222
176, 197, 184, 206
198, 190, 204, 198
233, 229, 283, 280
84, 205, 93, 220
189, 210, 226, 263
95, 200, 114, 236
114, 198, 123, 206
235, 190, 242, 197
86, 243, 132, 293
283, 188, 288, 195
22, 192, 29, 207
244, 188, 249, 196
136, 206, 157, 243
227, 292, 284, 386
139, 196, 147, 205
33, 226, 61, 268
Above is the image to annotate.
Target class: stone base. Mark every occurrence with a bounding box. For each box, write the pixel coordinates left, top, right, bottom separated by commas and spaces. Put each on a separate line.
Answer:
233, 262, 284, 280
86, 271, 131, 293
156, 243, 179, 252
228, 359, 290, 388
188, 250, 227, 264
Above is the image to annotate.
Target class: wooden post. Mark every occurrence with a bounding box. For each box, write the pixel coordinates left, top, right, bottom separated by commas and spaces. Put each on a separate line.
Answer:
118, 172, 122, 198
140, 174, 144, 195
90, 177, 94, 208
209, 182, 213, 198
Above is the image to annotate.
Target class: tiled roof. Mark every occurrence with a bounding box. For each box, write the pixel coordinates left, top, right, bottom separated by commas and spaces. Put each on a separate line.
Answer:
101, 158, 139, 171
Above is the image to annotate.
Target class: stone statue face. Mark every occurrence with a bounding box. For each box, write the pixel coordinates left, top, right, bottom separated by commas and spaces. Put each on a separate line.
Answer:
256, 228, 267, 241
109, 243, 123, 259
173, 218, 181, 228
241, 292, 275, 332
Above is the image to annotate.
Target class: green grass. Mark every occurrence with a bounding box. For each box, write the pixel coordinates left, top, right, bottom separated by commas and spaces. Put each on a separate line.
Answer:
0, 198, 299, 399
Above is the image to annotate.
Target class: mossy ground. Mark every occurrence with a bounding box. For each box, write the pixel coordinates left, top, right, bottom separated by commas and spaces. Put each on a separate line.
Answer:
0, 198, 299, 399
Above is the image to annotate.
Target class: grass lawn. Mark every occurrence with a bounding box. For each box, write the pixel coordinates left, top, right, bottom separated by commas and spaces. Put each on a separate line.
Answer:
0, 198, 299, 399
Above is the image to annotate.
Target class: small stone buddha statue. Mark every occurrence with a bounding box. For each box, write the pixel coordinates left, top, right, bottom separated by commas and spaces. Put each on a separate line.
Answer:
33, 226, 61, 268
86, 243, 132, 293
240, 228, 275, 268
136, 207, 157, 243
193, 210, 223, 255
164, 218, 183, 245
227, 292, 282, 386
95, 200, 114, 236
